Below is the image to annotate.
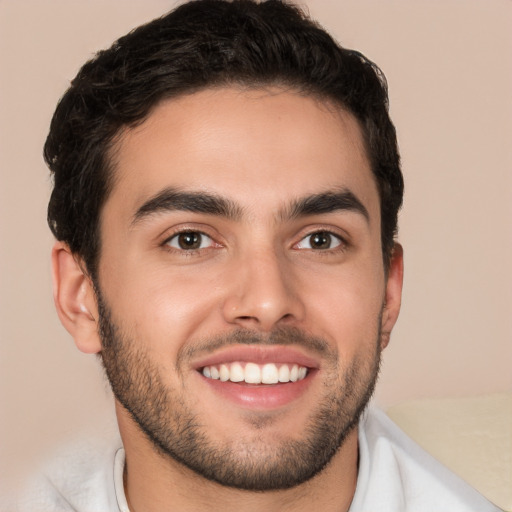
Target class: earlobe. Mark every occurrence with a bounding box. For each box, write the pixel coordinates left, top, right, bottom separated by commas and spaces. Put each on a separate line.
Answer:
380, 243, 404, 350
51, 242, 102, 354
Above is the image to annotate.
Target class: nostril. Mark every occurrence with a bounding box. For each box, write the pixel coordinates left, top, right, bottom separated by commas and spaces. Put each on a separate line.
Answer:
233, 313, 295, 327
223, 288, 305, 331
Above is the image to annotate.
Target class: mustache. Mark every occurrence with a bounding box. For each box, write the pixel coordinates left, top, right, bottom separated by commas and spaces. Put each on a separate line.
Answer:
177, 326, 337, 367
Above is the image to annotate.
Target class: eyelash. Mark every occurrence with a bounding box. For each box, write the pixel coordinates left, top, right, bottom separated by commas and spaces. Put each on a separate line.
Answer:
294, 231, 347, 253
161, 228, 348, 256
162, 229, 218, 255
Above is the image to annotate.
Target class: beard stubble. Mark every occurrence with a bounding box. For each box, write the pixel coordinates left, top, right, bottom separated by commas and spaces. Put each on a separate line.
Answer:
96, 288, 382, 491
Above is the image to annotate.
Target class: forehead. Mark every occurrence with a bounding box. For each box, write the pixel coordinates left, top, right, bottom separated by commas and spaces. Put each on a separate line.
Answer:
104, 86, 379, 224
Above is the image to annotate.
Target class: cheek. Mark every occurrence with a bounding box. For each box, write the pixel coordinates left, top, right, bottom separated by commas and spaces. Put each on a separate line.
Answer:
300, 264, 385, 353
104, 260, 225, 354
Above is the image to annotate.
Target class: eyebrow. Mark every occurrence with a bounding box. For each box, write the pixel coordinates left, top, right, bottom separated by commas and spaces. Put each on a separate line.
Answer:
131, 186, 369, 226
132, 187, 243, 225
281, 189, 369, 223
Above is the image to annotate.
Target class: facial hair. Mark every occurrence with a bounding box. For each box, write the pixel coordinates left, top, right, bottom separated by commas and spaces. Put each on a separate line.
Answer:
97, 288, 382, 491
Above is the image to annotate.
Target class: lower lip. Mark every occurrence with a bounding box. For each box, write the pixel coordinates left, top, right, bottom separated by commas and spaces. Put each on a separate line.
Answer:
198, 371, 316, 410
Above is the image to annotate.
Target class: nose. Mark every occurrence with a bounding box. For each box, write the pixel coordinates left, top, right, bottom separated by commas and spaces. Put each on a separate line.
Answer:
222, 247, 305, 332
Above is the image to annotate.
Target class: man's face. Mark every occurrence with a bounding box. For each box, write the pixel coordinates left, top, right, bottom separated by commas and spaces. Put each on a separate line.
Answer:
94, 87, 401, 489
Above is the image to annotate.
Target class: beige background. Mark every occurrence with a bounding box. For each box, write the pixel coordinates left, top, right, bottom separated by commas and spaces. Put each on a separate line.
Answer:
1, 0, 511, 490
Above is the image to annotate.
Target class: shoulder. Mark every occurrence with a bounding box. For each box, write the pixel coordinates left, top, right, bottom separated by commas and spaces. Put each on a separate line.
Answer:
15, 425, 124, 512
349, 407, 503, 512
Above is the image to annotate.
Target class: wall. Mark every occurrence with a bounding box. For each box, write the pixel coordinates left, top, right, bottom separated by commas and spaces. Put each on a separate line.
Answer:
1, 0, 511, 490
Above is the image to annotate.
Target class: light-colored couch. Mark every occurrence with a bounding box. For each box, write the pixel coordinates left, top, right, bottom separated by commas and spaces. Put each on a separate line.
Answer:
387, 392, 512, 511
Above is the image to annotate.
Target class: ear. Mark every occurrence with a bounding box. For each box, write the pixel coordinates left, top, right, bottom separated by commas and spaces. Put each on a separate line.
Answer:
380, 243, 404, 350
51, 241, 102, 354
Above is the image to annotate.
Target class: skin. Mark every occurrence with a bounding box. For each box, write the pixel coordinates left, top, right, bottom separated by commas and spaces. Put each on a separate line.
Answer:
52, 87, 403, 512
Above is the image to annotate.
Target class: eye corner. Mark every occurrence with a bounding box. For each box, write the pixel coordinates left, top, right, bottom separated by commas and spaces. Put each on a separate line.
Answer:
294, 230, 348, 252
163, 229, 218, 252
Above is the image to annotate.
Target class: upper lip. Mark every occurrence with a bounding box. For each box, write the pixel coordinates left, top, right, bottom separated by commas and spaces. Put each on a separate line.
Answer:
192, 345, 321, 371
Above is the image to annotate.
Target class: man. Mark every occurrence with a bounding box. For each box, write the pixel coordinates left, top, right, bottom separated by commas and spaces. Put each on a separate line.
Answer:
21, 0, 501, 511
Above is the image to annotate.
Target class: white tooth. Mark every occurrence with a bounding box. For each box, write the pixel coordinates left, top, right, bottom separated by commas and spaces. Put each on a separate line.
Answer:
229, 362, 244, 382
244, 363, 261, 384
290, 364, 299, 382
203, 366, 211, 378
219, 364, 229, 382
210, 366, 220, 379
298, 366, 307, 380
261, 363, 279, 384
278, 364, 290, 382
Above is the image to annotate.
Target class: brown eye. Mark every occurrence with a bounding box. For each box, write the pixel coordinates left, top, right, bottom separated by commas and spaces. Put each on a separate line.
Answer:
166, 231, 213, 250
296, 231, 342, 250
310, 232, 332, 249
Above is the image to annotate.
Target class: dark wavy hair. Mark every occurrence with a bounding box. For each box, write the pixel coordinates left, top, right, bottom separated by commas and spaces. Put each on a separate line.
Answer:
45, 0, 403, 279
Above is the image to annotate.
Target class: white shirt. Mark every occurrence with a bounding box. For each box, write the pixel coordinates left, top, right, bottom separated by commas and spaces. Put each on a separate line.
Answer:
349, 408, 502, 511
14, 408, 502, 511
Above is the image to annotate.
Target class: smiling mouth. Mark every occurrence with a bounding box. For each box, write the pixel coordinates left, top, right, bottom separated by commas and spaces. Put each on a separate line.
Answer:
201, 362, 309, 384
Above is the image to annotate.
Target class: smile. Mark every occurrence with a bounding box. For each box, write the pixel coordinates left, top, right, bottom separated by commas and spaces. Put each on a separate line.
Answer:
201, 362, 308, 384
193, 345, 318, 409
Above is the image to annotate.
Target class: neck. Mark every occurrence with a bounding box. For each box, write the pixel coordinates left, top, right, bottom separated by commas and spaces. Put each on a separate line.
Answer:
118, 409, 359, 512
